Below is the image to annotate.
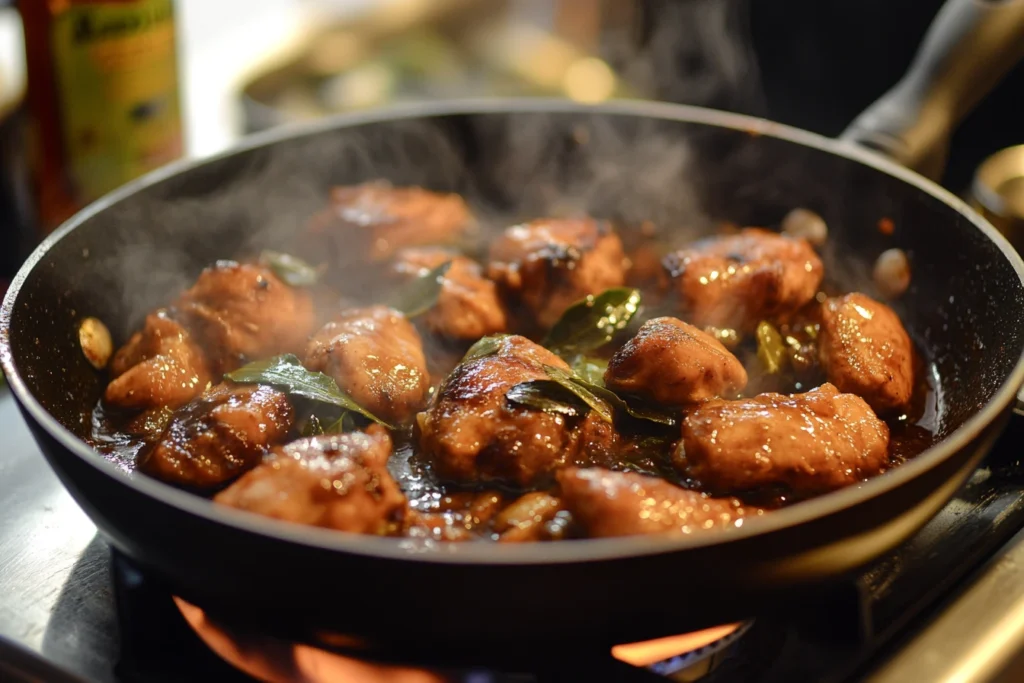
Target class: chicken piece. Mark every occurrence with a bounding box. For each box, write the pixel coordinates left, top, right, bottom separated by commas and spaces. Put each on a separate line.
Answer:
214, 427, 406, 535
494, 492, 569, 542
475, 333, 572, 368
574, 409, 645, 469
105, 310, 211, 411
418, 335, 580, 487
306, 181, 474, 264
304, 306, 429, 425
663, 228, 823, 332
676, 383, 890, 496
391, 247, 508, 340
557, 468, 761, 538
818, 293, 914, 413
138, 383, 294, 489
174, 261, 316, 373
487, 218, 627, 329
604, 317, 747, 405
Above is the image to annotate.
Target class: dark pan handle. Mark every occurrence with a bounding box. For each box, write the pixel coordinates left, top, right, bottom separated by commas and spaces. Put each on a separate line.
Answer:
840, 0, 1024, 180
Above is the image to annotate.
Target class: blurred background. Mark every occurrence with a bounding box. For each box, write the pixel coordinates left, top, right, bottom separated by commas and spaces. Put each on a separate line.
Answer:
2, 0, 1023, 292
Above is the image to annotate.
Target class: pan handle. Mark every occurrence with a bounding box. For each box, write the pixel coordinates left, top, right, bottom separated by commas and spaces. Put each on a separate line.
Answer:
840, 0, 1024, 180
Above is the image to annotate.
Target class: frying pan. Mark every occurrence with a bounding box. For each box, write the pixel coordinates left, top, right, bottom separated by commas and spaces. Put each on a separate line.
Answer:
4, 0, 1024, 661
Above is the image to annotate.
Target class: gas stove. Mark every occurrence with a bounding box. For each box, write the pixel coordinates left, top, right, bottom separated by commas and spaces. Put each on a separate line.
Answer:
3, 389, 1024, 683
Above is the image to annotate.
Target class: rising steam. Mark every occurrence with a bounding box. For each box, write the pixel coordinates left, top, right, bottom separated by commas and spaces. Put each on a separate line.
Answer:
68, 0, 821, 342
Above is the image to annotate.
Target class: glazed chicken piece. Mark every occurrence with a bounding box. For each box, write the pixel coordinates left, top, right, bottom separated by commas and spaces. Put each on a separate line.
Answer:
306, 181, 475, 265
174, 261, 316, 373
474, 333, 569, 368
557, 468, 761, 538
138, 383, 293, 489
818, 293, 914, 413
214, 426, 406, 535
663, 228, 823, 332
304, 305, 430, 425
418, 335, 590, 487
676, 383, 890, 496
494, 492, 569, 542
391, 247, 508, 340
604, 317, 747, 405
105, 310, 210, 411
487, 218, 628, 329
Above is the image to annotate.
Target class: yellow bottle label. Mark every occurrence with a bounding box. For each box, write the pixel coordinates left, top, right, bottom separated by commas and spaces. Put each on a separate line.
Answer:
51, 0, 182, 203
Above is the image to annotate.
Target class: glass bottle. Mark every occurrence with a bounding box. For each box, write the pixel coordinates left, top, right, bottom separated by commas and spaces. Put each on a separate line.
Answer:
20, 0, 183, 234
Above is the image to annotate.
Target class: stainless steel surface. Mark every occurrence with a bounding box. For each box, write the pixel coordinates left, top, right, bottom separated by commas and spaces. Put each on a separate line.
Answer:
867, 523, 1024, 683
0, 391, 116, 683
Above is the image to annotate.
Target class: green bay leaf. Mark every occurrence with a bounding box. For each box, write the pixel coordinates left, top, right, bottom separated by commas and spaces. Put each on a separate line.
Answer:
226, 354, 391, 428
390, 260, 453, 318
542, 364, 614, 423
543, 287, 642, 357
569, 354, 609, 387
259, 250, 323, 287
506, 380, 589, 417
585, 382, 678, 426
461, 333, 512, 363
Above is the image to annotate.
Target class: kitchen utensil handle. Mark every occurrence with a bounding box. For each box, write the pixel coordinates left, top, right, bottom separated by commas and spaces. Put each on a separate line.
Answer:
840, 0, 1024, 180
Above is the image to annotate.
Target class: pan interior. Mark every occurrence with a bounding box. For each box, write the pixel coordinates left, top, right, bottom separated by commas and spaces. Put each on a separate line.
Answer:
5, 105, 1024, 547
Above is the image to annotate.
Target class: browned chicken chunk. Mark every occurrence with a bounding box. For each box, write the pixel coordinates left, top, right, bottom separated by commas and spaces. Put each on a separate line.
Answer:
174, 261, 316, 373
557, 468, 761, 538
818, 293, 914, 413
304, 305, 429, 424
105, 310, 210, 411
677, 383, 890, 496
214, 427, 406, 535
663, 228, 823, 331
605, 317, 747, 405
391, 247, 508, 340
487, 218, 628, 329
480, 333, 571, 368
418, 335, 582, 487
306, 181, 474, 264
138, 383, 294, 489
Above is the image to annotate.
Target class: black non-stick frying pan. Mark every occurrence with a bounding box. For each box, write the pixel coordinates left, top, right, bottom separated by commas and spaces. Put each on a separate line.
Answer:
4, 0, 1024, 662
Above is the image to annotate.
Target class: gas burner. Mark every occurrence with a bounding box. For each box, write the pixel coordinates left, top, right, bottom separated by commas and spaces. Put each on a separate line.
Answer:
613, 622, 753, 678
175, 596, 447, 683
174, 595, 752, 682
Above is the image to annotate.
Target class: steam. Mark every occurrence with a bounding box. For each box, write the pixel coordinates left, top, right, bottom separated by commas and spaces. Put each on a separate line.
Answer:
608, 0, 766, 116
67, 0, 794, 342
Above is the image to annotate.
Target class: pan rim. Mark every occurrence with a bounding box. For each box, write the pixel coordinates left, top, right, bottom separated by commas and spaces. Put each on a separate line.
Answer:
3, 96, 1024, 565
